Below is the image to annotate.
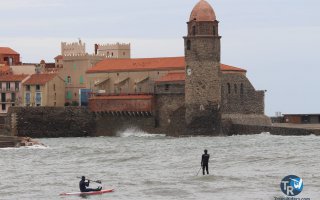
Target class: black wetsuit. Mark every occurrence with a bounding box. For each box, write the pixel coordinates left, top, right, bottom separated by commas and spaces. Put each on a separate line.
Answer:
79, 180, 101, 192
201, 153, 210, 175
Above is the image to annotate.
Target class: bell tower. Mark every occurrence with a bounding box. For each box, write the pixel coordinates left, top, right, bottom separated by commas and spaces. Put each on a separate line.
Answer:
183, 0, 222, 134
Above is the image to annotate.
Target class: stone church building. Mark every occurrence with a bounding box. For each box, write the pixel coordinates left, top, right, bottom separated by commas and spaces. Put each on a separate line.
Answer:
87, 0, 271, 136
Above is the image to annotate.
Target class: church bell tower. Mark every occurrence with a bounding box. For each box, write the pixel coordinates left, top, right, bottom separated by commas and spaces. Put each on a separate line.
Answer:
184, 0, 222, 134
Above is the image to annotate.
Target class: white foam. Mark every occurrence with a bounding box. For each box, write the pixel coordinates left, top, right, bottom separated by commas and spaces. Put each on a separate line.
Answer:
116, 127, 165, 138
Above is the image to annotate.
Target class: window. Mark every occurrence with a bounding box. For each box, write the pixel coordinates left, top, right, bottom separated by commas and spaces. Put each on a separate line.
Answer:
25, 93, 30, 106
15, 82, 19, 91
187, 40, 191, 50
123, 52, 125, 56
1, 93, 5, 102
35, 92, 41, 106
227, 83, 231, 94
240, 83, 244, 95
11, 93, 16, 102
165, 84, 170, 91
213, 26, 216, 35
67, 76, 71, 84
26, 85, 30, 91
53, 84, 56, 91
234, 84, 237, 94
74, 92, 77, 97
36, 85, 40, 91
6, 82, 10, 91
80, 75, 84, 84
1, 104, 5, 111
66, 91, 72, 100
54, 93, 56, 100
111, 52, 114, 56
192, 26, 196, 35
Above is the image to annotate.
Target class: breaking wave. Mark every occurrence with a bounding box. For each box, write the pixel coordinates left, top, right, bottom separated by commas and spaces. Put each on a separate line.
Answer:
116, 127, 166, 138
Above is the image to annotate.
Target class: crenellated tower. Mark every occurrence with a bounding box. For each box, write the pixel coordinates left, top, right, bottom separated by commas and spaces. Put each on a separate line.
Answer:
184, 0, 222, 134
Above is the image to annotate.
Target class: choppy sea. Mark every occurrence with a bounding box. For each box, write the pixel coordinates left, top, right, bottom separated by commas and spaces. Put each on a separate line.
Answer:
0, 129, 319, 200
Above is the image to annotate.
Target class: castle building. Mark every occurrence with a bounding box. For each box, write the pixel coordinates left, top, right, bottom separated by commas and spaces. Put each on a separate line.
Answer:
58, 40, 131, 104
87, 0, 270, 135
95, 43, 131, 58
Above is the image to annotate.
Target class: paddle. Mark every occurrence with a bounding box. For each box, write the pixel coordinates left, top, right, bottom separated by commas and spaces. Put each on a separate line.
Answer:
196, 166, 202, 176
77, 177, 102, 184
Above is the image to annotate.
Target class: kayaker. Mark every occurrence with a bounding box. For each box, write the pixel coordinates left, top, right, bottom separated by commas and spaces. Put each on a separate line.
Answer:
201, 149, 210, 175
79, 176, 102, 192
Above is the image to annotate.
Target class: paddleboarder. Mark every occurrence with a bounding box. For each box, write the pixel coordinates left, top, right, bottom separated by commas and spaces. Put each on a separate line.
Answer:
201, 149, 210, 175
79, 176, 102, 192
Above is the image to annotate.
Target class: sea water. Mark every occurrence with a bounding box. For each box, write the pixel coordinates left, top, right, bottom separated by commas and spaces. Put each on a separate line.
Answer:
0, 129, 319, 200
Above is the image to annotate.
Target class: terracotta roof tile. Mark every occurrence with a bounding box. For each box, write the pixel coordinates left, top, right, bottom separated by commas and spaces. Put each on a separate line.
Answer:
23, 73, 58, 85
156, 72, 185, 83
87, 57, 247, 73
0, 65, 11, 73
190, 0, 216, 22
0, 74, 28, 82
0, 47, 19, 55
54, 55, 63, 60
91, 95, 153, 100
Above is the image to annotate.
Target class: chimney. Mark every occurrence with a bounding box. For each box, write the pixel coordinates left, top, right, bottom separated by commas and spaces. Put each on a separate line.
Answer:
94, 44, 99, 55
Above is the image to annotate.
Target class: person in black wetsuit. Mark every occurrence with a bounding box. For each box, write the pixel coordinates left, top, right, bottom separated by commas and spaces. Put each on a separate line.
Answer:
201, 149, 210, 175
79, 176, 102, 192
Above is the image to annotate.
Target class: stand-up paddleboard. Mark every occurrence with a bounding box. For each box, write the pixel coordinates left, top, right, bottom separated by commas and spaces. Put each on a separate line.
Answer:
59, 189, 114, 196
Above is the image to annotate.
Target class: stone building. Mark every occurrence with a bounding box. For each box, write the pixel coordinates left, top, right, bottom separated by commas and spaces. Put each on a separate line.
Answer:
94, 43, 131, 58
0, 75, 29, 114
87, 0, 270, 136
58, 40, 131, 104
22, 73, 65, 107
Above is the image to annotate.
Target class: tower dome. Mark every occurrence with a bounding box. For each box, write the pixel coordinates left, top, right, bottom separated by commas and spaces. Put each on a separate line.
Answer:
189, 0, 216, 21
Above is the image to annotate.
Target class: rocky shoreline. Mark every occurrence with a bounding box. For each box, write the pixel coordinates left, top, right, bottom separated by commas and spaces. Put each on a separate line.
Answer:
0, 135, 44, 148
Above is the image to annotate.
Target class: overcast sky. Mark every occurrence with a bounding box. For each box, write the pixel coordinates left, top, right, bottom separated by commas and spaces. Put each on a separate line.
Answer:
0, 0, 319, 116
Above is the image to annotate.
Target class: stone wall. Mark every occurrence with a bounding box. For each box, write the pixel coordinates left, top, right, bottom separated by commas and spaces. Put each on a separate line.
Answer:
221, 73, 265, 114
155, 94, 185, 128
94, 113, 157, 136
230, 124, 320, 136
8, 107, 96, 138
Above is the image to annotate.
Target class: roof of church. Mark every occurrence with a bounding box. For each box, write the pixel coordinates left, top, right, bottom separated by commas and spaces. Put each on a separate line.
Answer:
0, 47, 19, 55
87, 57, 246, 73
91, 95, 153, 100
156, 72, 185, 83
189, 0, 216, 22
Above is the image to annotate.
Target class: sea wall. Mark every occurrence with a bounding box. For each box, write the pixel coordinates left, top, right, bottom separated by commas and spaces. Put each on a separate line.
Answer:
8, 107, 96, 138
230, 124, 320, 136
94, 113, 158, 136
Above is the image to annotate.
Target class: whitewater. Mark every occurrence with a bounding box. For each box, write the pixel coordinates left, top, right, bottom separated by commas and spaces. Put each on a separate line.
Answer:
0, 129, 319, 200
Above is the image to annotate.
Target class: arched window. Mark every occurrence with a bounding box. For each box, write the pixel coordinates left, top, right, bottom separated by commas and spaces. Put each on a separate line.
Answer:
192, 26, 196, 35
240, 83, 244, 95
234, 84, 237, 94
227, 83, 231, 94
67, 76, 71, 84
187, 40, 191, 50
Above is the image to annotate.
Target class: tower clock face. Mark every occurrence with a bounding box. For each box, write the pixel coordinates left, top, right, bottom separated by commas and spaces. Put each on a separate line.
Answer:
186, 67, 192, 76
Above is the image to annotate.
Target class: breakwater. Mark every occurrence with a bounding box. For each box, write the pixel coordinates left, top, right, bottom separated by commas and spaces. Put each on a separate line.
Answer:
4, 107, 319, 137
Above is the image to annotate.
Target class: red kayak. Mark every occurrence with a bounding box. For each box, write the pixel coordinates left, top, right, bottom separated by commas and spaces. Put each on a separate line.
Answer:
60, 189, 114, 196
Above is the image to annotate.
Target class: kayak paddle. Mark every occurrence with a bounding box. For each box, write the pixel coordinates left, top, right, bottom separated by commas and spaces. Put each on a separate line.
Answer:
77, 177, 102, 184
